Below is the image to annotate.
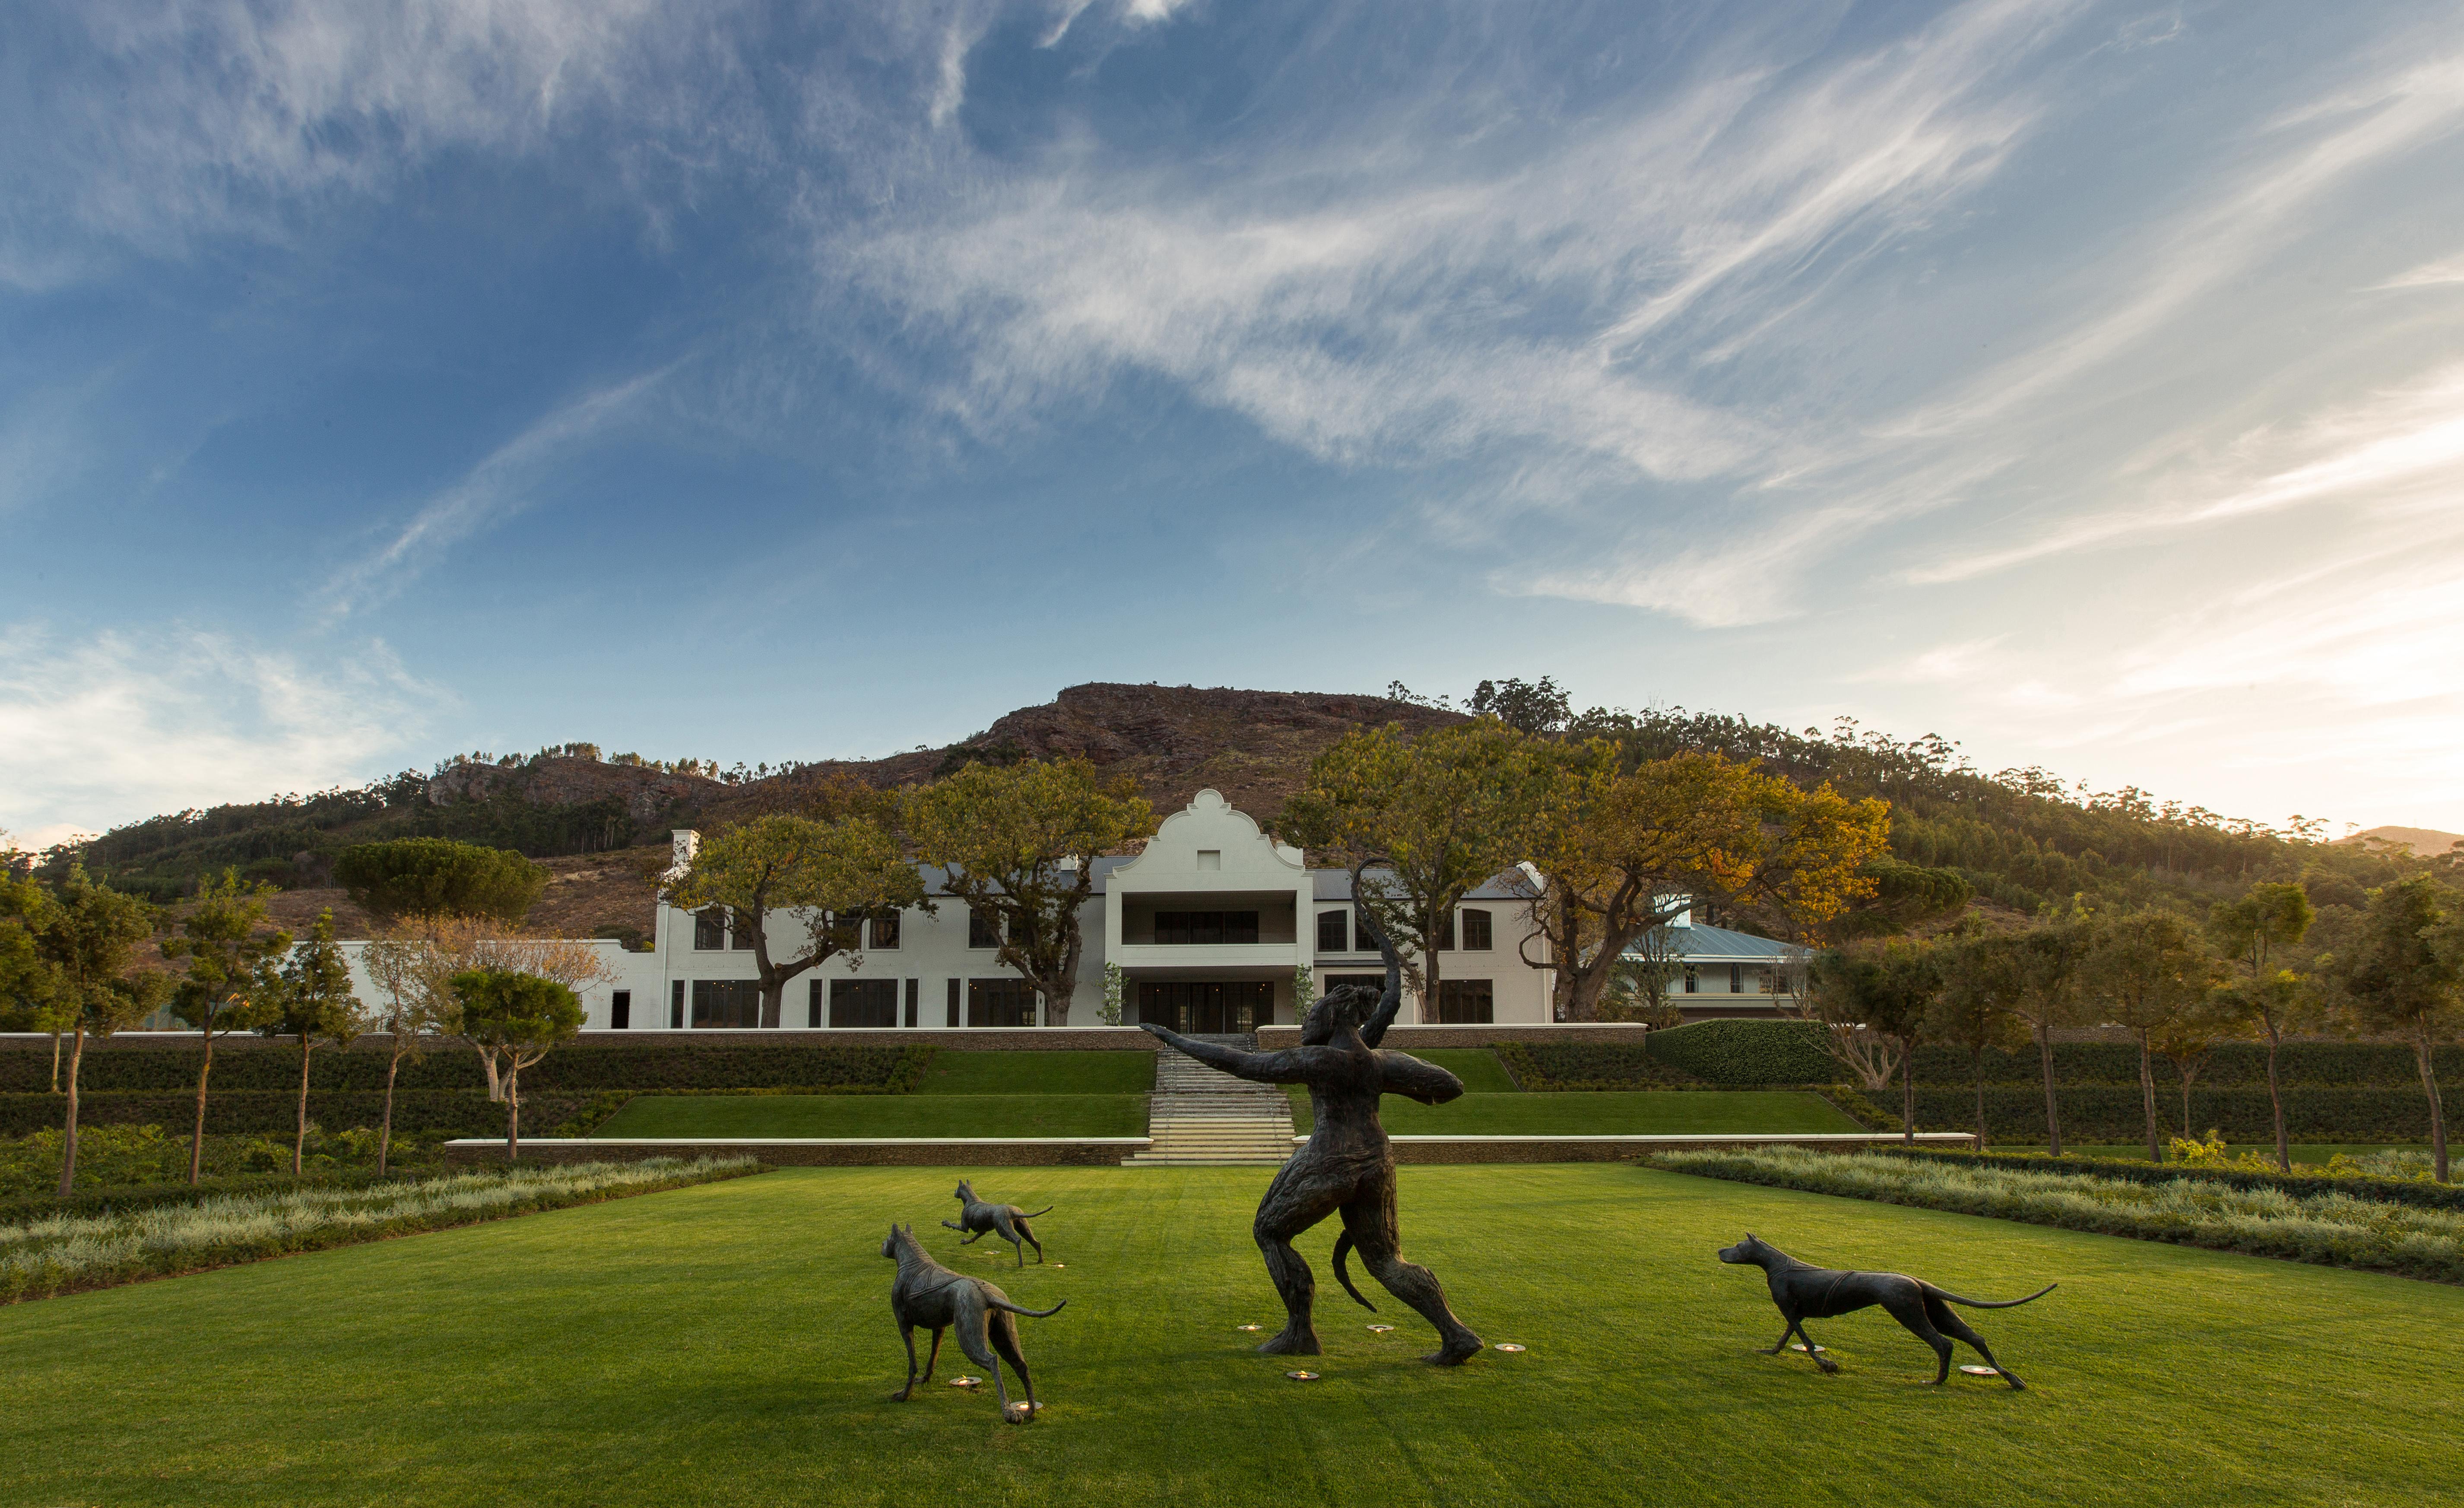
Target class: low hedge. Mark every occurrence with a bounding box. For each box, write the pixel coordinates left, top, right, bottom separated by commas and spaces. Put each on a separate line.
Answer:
1641, 1019, 1834, 1085
0, 1092, 592, 1141
0, 1040, 929, 1094
1866, 1145, 2464, 1213
1911, 1087, 2444, 1144
1907, 1040, 2463, 1090
0, 1167, 437, 1229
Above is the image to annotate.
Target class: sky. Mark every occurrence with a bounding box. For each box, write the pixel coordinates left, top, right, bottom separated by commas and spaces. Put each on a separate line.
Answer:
5, 0, 2463, 850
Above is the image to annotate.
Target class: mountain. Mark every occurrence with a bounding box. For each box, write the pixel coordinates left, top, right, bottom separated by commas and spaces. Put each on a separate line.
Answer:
2332, 826, 2464, 859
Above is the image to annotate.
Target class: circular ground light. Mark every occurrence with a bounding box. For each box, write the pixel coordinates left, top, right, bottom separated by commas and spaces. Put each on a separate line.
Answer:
1236, 1324, 1263, 1331
950, 1377, 982, 1388
1789, 1343, 1827, 1353
1959, 1365, 2000, 1377
1367, 1324, 1395, 1334
1284, 1371, 1321, 1381
1494, 1343, 1527, 1353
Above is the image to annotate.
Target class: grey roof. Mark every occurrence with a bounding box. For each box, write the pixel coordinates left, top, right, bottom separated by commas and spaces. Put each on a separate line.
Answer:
1627, 921, 1801, 962
1310, 867, 1531, 903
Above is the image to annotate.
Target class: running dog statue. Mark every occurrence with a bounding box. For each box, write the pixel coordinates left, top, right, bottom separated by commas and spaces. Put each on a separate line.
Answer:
943, 1180, 1052, 1268
1138, 876, 1482, 1365
1718, 1233, 2053, 1388
882, 1223, 1065, 1422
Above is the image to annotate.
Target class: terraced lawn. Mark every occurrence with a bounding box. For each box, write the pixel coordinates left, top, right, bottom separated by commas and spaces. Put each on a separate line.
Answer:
593, 1093, 1148, 1138
1290, 1088, 1867, 1135
3, 1164, 2455, 1506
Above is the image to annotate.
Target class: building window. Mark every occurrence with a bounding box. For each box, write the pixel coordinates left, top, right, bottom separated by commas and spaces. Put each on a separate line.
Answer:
870, 910, 901, 950
609, 990, 631, 1030
1435, 912, 1456, 950
1683, 966, 1698, 995
690, 979, 762, 1029
1316, 910, 1349, 952
1153, 910, 1259, 945
809, 980, 824, 1029
1323, 973, 1386, 999
729, 908, 755, 950
694, 909, 726, 950
670, 980, 685, 1029
1460, 909, 1492, 951
1437, 979, 1494, 1024
1729, 963, 1743, 994
904, 978, 919, 1029
969, 908, 1004, 949
1136, 980, 1270, 1033
946, 978, 961, 1028
831, 979, 898, 1029
968, 978, 1038, 1028
1196, 849, 1221, 871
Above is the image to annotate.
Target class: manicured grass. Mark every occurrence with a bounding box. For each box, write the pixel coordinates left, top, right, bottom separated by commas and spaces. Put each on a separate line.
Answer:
3, 1165, 2458, 1506
1402, 1049, 1521, 1093
593, 1094, 1148, 1138
1290, 1089, 1866, 1136
914, 1051, 1155, 1096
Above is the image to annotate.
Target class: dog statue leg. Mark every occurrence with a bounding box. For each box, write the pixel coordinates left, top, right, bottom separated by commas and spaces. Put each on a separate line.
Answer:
894, 1322, 919, 1401
920, 1327, 944, 1388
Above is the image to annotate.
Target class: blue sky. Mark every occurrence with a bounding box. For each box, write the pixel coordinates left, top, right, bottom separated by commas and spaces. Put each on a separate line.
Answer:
6, 0, 2464, 848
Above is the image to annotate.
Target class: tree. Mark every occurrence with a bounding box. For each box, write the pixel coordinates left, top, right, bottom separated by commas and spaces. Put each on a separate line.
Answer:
665, 810, 927, 1027
2149, 993, 2243, 1141
2083, 911, 2222, 1163
907, 758, 1155, 1026
1512, 749, 1890, 1021
1808, 941, 1940, 1141
1281, 721, 1561, 1023
451, 969, 584, 1160
334, 838, 547, 925
2210, 881, 2316, 1173
359, 934, 454, 1176
1927, 934, 2030, 1148
0, 871, 67, 1086
34, 868, 168, 1195
265, 910, 368, 1177
1468, 676, 1572, 735
2008, 919, 2091, 1155
162, 871, 292, 1184
390, 916, 612, 1101
2323, 878, 2461, 1182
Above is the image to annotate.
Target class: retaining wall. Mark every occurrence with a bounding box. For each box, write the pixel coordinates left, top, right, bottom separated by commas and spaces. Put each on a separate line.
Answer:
1256, 1023, 1651, 1050
444, 1136, 1152, 1167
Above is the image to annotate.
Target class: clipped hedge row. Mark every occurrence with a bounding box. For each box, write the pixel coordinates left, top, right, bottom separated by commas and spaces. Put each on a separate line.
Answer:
0, 1167, 431, 1229
1640, 1019, 1835, 1085
0, 1092, 591, 1141
1867, 1146, 2464, 1213
1912, 1087, 2442, 1144
1906, 1040, 2463, 1090
0, 1040, 926, 1095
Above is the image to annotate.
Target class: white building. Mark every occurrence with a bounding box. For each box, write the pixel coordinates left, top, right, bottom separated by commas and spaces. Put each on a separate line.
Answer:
339, 788, 1806, 1032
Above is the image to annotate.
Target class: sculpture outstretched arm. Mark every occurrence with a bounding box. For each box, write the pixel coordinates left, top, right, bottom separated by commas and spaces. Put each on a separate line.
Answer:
1138, 1022, 1314, 1085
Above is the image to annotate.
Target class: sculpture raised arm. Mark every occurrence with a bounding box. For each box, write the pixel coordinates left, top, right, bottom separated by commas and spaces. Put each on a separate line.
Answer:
1349, 855, 1407, 1049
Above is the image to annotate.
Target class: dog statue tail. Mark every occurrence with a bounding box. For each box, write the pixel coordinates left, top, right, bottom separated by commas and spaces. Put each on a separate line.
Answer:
1022, 1204, 1055, 1218
1935, 1282, 2058, 1309
989, 1297, 1069, 1319
1329, 1232, 1378, 1312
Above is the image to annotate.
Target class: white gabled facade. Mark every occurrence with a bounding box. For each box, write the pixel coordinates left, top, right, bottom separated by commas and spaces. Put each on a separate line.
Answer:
336, 788, 1804, 1032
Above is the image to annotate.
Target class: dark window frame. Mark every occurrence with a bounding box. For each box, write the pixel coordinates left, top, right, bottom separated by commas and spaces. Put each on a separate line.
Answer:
609, 990, 631, 1030
1316, 910, 1350, 952
830, 978, 899, 1029
690, 979, 762, 1029
968, 908, 1004, 950
1460, 909, 1492, 951
967, 977, 1039, 1028
1152, 910, 1261, 945
1436, 979, 1494, 1025
693, 909, 726, 951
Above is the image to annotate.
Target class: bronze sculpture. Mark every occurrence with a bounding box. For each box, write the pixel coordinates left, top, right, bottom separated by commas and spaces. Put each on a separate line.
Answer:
942, 1180, 1052, 1267
882, 1223, 1066, 1421
1717, 1233, 2052, 1388
1138, 896, 1482, 1365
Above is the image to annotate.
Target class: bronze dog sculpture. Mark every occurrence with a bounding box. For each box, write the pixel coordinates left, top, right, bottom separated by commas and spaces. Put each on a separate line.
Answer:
1718, 1233, 2052, 1388
882, 1223, 1065, 1422
1139, 887, 1481, 1365
942, 1180, 1052, 1268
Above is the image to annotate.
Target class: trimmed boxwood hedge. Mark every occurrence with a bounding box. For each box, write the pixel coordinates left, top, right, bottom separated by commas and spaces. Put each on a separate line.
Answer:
1912, 1086, 2443, 1144
1907, 1040, 2464, 1088
0, 1167, 431, 1228
1494, 1042, 1706, 1090
0, 1039, 925, 1094
1866, 1145, 2464, 1213
1640, 1019, 1834, 1085
0, 1092, 591, 1140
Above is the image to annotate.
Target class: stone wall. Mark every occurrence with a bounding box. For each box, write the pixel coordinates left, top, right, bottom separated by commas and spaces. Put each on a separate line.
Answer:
444, 1137, 1151, 1168
1255, 1023, 1652, 1050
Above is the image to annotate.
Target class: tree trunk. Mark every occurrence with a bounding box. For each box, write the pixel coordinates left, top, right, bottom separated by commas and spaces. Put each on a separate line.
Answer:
2264, 1025, 2289, 1174
1560, 890, 1588, 1022
293, 1040, 313, 1177
1421, 906, 1443, 1025
1972, 1045, 1987, 1149
378, 1046, 402, 1178
1899, 1035, 1916, 1144
2137, 1030, 2160, 1164
2179, 1065, 2194, 1140
56, 1026, 86, 1197
2036, 1019, 2062, 1156
189, 1026, 215, 1186
506, 1065, 521, 1162
50, 1027, 63, 1093
2416, 1036, 2449, 1185
475, 1041, 504, 1102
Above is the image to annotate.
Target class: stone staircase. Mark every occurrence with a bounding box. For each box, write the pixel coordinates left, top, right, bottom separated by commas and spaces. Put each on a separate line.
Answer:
1123, 1036, 1297, 1166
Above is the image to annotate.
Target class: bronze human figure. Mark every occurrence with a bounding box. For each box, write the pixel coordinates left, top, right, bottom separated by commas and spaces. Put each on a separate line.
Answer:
942, 1180, 1052, 1268
1138, 895, 1482, 1365
1718, 1233, 2052, 1388
881, 1223, 1066, 1421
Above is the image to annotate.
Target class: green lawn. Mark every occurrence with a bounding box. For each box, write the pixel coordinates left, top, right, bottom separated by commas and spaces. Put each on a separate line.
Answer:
3, 1165, 2456, 1506
914, 1050, 1155, 1096
1291, 1089, 1867, 1136
593, 1094, 1148, 1138
1401, 1048, 1522, 1093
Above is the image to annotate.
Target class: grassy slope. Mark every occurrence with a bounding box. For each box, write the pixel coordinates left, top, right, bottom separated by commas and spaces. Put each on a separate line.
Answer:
2, 1166, 2456, 1507
913, 1051, 1155, 1096
1290, 1090, 1867, 1136
594, 1096, 1148, 1138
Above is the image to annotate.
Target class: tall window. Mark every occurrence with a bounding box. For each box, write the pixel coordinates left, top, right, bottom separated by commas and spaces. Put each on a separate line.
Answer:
1154, 910, 1259, 944
904, 978, 920, 1029
945, 978, 961, 1028
609, 990, 631, 1030
808, 979, 825, 1029
1435, 912, 1457, 950
969, 908, 1004, 949
729, 908, 755, 950
967, 978, 1038, 1027
670, 980, 684, 1029
690, 979, 761, 1029
1728, 963, 1743, 994
1437, 979, 1494, 1024
870, 910, 901, 950
1683, 966, 1698, 995
1460, 909, 1493, 950
1316, 910, 1349, 952
694, 909, 726, 950
831, 979, 898, 1029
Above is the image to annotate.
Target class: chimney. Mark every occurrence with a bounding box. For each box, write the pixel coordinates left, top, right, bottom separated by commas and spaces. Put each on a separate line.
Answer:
664, 829, 700, 884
